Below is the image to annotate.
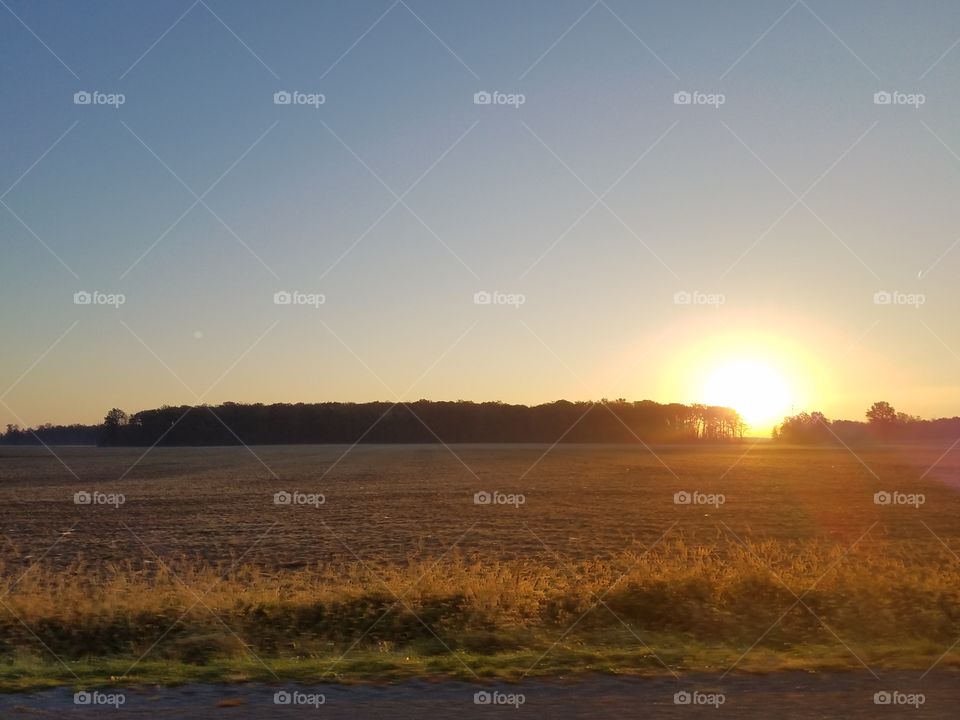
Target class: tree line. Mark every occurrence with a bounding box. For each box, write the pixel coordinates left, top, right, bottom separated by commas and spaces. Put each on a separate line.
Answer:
773, 401, 960, 444
1, 400, 745, 447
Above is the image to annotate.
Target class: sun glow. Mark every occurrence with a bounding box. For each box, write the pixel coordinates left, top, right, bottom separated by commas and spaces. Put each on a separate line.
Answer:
654, 318, 830, 436
702, 360, 794, 431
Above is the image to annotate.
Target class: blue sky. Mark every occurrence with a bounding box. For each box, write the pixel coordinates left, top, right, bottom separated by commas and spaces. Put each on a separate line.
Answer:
3, 0, 960, 427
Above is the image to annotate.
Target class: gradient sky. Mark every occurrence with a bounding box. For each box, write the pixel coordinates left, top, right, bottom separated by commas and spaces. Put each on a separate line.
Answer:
2, 0, 960, 429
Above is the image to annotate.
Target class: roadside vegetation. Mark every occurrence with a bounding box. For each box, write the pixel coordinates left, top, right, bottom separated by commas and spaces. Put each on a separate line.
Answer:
1, 537, 959, 689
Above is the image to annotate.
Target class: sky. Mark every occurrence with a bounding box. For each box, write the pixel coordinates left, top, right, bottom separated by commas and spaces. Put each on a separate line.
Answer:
2, 0, 960, 431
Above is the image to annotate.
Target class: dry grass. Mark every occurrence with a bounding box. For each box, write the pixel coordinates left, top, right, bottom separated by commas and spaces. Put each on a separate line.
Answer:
1, 537, 958, 667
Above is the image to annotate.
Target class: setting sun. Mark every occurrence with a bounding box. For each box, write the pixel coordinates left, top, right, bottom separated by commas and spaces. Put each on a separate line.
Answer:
656, 321, 826, 436
703, 360, 794, 431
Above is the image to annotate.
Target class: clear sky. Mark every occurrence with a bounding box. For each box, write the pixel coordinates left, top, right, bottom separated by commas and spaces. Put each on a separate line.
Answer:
2, 0, 960, 431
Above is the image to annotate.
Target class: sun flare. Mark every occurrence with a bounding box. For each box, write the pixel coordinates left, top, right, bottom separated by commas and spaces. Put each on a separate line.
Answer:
702, 360, 794, 431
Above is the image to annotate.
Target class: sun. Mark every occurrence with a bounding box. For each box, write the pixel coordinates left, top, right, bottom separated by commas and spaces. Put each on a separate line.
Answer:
702, 360, 794, 431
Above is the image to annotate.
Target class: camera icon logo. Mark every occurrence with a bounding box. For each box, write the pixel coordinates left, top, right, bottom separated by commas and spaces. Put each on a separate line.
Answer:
274, 491, 292, 505
673, 290, 691, 305
473, 91, 492, 105
873, 691, 892, 705
873, 491, 891, 506
73, 691, 92, 704
474, 491, 492, 505
74, 491, 92, 505
673, 491, 692, 505
74, 291, 92, 305
473, 291, 492, 305
274, 291, 292, 305
274, 91, 292, 105
274, 690, 292, 704
673, 91, 692, 105
873, 91, 892, 105
474, 690, 492, 704
873, 291, 892, 305
674, 690, 692, 705
74, 91, 92, 105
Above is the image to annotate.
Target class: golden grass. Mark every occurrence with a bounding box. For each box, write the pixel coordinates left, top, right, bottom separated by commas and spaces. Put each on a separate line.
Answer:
1, 536, 958, 671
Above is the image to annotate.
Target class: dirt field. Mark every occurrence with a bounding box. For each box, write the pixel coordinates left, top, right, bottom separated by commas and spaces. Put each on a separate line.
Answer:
0, 442, 957, 569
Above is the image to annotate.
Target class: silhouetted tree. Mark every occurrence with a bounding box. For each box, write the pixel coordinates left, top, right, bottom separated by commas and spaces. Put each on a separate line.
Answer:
866, 401, 897, 424
773, 411, 833, 443
866, 401, 898, 441
99, 408, 128, 445
104, 408, 128, 427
